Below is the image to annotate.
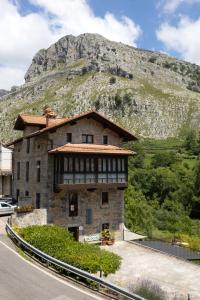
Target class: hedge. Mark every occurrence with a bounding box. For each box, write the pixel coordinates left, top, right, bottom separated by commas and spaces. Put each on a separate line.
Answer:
19, 225, 121, 276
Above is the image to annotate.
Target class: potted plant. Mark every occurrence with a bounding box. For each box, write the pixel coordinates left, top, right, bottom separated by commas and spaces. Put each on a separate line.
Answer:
101, 229, 115, 245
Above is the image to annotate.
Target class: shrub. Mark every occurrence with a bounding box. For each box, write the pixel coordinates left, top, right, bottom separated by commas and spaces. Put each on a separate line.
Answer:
132, 279, 166, 300
16, 205, 34, 213
19, 225, 121, 276
148, 56, 157, 63
109, 76, 116, 84
178, 234, 200, 252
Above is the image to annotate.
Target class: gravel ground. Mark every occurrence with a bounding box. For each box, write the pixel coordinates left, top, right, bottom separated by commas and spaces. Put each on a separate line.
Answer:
105, 241, 200, 300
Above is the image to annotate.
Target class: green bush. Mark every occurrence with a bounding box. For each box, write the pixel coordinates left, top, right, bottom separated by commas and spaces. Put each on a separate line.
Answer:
109, 76, 116, 84
20, 225, 121, 276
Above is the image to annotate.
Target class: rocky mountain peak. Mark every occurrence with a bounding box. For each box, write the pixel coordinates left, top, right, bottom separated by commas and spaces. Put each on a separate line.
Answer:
1, 33, 200, 142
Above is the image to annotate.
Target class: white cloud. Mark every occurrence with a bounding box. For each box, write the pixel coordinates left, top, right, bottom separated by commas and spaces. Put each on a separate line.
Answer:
0, 0, 141, 89
157, 16, 200, 65
0, 66, 25, 90
158, 0, 200, 13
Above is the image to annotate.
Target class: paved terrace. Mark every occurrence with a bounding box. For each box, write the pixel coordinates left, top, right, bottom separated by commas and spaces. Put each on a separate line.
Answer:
105, 241, 200, 300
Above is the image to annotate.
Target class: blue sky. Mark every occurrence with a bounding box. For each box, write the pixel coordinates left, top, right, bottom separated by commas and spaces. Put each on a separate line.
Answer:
0, 0, 199, 89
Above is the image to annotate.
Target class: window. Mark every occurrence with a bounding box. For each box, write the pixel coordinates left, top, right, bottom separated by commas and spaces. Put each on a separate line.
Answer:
69, 192, 78, 217
26, 161, 29, 182
82, 134, 93, 144
66, 133, 72, 143
103, 135, 108, 145
102, 223, 109, 230
25, 191, 29, 196
102, 192, 109, 205
86, 208, 93, 225
1, 203, 10, 207
36, 161, 41, 182
47, 140, 53, 150
36, 193, 40, 209
17, 162, 20, 180
26, 138, 30, 153
16, 189, 20, 202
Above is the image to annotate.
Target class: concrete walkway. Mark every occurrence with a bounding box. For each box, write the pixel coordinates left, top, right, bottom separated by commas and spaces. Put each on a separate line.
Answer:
105, 241, 200, 300
0, 216, 8, 234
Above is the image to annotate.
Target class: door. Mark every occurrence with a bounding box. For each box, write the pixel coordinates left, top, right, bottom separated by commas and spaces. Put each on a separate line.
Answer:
68, 226, 79, 241
36, 193, 40, 209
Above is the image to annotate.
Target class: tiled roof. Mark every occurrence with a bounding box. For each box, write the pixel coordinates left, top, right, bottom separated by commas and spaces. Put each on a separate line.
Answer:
19, 115, 47, 125
27, 111, 137, 141
49, 144, 135, 155
6, 137, 23, 147
14, 114, 68, 130
7, 110, 137, 146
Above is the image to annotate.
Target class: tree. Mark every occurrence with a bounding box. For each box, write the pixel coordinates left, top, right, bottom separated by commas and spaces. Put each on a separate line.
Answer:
128, 142, 145, 169
153, 167, 178, 202
151, 152, 176, 168
109, 76, 116, 84
125, 186, 154, 236
183, 129, 197, 153
155, 199, 192, 234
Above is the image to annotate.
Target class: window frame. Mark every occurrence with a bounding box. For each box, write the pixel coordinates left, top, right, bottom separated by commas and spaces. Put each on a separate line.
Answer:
26, 161, 29, 182
101, 192, 109, 206
82, 134, 94, 144
103, 135, 108, 145
102, 223, 109, 231
66, 133, 72, 143
36, 193, 40, 209
36, 160, 41, 182
69, 192, 78, 217
26, 138, 30, 153
17, 162, 20, 180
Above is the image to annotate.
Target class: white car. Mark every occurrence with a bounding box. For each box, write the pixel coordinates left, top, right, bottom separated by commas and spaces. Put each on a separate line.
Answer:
0, 202, 16, 215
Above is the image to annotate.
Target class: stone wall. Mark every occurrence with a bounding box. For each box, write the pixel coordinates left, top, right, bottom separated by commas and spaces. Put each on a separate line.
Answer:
48, 188, 124, 240
12, 117, 126, 240
11, 208, 47, 227
13, 132, 50, 208
49, 118, 123, 147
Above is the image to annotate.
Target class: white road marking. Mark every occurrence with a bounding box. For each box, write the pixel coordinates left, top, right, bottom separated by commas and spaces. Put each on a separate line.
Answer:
0, 240, 104, 300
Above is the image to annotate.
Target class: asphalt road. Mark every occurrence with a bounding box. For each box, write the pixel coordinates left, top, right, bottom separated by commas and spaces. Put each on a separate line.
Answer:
0, 238, 105, 300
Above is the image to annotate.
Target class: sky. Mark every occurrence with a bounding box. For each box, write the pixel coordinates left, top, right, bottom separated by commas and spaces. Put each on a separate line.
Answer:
0, 0, 200, 89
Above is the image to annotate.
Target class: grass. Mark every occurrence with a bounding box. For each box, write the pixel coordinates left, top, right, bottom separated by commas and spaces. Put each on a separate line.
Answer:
138, 78, 173, 101
151, 229, 174, 242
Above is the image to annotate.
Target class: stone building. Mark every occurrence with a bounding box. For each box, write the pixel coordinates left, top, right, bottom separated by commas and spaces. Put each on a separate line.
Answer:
0, 144, 12, 198
7, 109, 136, 240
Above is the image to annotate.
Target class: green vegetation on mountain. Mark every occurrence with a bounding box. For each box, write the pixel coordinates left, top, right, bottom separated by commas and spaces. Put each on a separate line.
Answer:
125, 133, 200, 251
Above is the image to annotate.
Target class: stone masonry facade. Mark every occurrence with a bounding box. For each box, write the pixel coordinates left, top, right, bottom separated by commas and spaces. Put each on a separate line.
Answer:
10, 110, 134, 240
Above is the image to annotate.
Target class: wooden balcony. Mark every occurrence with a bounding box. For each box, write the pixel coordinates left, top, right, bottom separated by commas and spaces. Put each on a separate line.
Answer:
54, 154, 129, 191
55, 182, 128, 191
54, 175, 128, 191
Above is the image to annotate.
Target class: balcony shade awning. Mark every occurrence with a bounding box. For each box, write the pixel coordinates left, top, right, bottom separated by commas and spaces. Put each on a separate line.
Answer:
48, 144, 135, 156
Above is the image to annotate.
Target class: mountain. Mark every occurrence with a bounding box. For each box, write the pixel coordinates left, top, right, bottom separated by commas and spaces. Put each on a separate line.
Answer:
1, 33, 200, 143
0, 89, 9, 97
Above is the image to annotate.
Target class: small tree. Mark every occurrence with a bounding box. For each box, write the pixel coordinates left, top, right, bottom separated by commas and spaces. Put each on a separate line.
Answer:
109, 76, 116, 84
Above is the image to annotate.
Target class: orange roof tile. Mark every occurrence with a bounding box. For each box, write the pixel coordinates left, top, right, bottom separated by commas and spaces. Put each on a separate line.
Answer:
8, 110, 137, 146
49, 144, 135, 155
14, 114, 68, 130
28, 111, 137, 141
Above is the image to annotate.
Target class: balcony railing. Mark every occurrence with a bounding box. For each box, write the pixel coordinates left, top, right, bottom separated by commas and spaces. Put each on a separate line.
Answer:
55, 172, 127, 186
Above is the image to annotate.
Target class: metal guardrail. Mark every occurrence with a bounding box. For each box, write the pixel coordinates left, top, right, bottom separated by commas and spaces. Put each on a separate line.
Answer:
6, 223, 145, 300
